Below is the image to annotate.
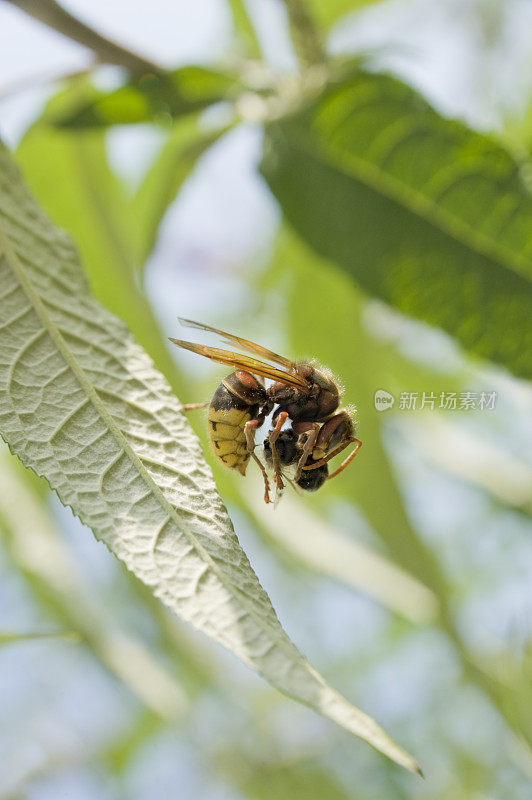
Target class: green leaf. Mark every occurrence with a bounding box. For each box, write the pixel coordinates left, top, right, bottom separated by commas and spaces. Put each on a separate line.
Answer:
0, 141, 420, 773
221, 756, 353, 800
502, 90, 532, 155
226, 0, 262, 58
54, 67, 240, 128
307, 0, 383, 29
261, 70, 532, 379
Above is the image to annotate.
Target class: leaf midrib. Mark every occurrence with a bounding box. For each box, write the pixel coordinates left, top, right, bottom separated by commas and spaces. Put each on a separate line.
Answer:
278, 123, 532, 283
0, 222, 301, 667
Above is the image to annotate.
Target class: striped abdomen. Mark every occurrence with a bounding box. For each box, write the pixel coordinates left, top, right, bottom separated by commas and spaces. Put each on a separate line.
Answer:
208, 373, 266, 475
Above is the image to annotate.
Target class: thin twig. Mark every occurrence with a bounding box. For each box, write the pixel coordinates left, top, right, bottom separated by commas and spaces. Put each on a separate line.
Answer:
3, 0, 161, 74
280, 0, 325, 67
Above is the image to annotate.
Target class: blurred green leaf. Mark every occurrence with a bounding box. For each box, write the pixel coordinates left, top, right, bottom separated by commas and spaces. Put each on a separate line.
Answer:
225, 757, 353, 800
226, 0, 262, 58
264, 237, 532, 522
307, 0, 382, 29
98, 710, 164, 774
54, 67, 240, 128
502, 95, 532, 156
0, 141, 421, 773
261, 70, 532, 379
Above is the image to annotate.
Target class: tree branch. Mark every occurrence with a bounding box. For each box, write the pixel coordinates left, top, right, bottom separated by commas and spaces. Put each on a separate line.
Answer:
3, 0, 161, 74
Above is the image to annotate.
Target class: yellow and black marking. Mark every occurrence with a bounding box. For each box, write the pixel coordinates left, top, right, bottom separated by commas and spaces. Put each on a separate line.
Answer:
208, 382, 259, 475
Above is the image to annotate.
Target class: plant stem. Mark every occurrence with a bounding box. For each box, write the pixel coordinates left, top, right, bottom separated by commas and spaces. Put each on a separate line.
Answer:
226, 0, 263, 61
280, 0, 325, 67
3, 0, 161, 74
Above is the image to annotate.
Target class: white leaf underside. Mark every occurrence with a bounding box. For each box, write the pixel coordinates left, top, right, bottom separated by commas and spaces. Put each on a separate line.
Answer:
0, 142, 420, 774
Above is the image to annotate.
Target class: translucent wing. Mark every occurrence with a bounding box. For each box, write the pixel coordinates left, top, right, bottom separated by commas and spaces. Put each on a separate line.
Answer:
169, 339, 309, 391
178, 318, 294, 369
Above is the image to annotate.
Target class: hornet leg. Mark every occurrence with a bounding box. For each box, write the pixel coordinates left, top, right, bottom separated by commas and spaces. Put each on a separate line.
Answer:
267, 411, 289, 491
302, 438, 363, 478
327, 439, 362, 481
245, 419, 271, 504
294, 423, 320, 483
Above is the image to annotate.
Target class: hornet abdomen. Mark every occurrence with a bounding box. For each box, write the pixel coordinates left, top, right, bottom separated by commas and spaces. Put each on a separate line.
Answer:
207, 372, 267, 476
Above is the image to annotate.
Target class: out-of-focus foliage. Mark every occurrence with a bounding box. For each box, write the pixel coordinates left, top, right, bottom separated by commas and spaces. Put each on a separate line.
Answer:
226, 0, 262, 57
261, 70, 532, 379
221, 755, 353, 800
306, 0, 382, 29
53, 67, 240, 127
